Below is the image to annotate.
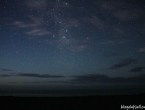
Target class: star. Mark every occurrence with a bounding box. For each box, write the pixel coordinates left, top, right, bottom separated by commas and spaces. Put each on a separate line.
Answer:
62, 36, 66, 39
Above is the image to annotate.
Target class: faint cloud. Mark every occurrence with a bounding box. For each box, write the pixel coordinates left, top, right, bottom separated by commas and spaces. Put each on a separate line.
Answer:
110, 58, 137, 70
13, 17, 51, 36
98, 1, 143, 21
99, 1, 124, 11
13, 17, 42, 28
114, 9, 144, 21
69, 45, 87, 51
70, 73, 145, 84
113, 27, 125, 34
62, 18, 81, 28
90, 16, 104, 29
0, 72, 64, 78
114, 10, 131, 21
129, 66, 145, 72
0, 69, 13, 72
26, 0, 47, 9
101, 40, 133, 45
26, 28, 51, 36
71, 74, 108, 83
0, 74, 12, 77
100, 2, 115, 11
139, 48, 145, 52
82, 16, 104, 29
18, 73, 63, 78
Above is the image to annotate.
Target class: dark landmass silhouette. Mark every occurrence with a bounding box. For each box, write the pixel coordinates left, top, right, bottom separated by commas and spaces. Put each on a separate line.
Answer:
0, 93, 145, 110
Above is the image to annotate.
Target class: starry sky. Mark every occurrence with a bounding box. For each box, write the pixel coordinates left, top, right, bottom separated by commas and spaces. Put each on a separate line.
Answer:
0, 0, 145, 93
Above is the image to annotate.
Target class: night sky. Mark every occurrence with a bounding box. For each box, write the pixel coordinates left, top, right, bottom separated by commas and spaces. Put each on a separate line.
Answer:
0, 0, 145, 95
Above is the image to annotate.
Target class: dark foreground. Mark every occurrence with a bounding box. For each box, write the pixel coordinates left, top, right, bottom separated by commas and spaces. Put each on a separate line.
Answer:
0, 94, 145, 110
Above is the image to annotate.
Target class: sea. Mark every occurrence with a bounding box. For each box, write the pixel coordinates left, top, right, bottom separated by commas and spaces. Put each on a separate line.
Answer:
1, 88, 145, 97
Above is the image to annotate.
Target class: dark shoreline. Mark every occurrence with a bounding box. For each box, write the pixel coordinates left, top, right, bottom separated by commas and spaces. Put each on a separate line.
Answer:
0, 93, 145, 110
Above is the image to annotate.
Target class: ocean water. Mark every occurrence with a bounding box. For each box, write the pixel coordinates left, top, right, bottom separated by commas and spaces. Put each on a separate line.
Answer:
1, 88, 145, 97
